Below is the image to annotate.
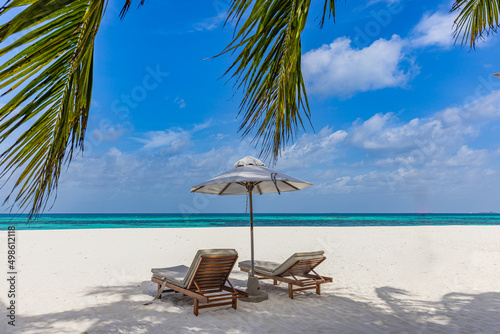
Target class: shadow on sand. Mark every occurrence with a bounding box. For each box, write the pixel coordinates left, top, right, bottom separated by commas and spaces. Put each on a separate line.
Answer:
5, 278, 500, 333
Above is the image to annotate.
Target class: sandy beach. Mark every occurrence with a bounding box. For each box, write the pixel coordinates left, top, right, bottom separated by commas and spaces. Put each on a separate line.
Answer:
1, 226, 499, 333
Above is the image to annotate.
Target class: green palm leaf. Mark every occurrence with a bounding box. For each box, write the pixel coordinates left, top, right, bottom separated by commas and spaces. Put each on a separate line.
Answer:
0, 0, 106, 217
221, 0, 335, 161
452, 0, 500, 48
118, 0, 145, 19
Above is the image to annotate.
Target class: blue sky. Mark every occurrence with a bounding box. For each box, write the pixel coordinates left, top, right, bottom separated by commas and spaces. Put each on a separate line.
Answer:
2, 0, 500, 213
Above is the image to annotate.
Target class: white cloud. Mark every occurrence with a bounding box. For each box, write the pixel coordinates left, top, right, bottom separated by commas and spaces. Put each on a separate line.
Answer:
277, 127, 347, 169
301, 8, 467, 98
131, 119, 215, 152
193, 12, 227, 31
410, 11, 457, 48
302, 35, 413, 97
192, 119, 212, 132
446, 145, 489, 166
367, 0, 402, 6
348, 89, 500, 159
314, 170, 390, 195
89, 123, 130, 143
133, 129, 190, 151
461, 89, 500, 121
348, 112, 464, 159
174, 97, 186, 109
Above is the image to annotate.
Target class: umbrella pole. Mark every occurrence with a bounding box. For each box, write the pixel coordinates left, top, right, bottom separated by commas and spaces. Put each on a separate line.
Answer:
241, 183, 267, 302
249, 188, 255, 277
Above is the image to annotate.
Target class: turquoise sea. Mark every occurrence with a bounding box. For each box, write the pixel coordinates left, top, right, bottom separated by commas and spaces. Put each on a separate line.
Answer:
1, 213, 500, 230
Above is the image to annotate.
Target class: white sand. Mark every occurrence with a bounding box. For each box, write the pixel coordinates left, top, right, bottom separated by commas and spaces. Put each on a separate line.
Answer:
1, 226, 499, 333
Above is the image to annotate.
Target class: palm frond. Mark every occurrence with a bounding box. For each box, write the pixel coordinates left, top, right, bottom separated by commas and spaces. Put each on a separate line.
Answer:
452, 0, 500, 48
320, 0, 335, 27
222, 0, 336, 162
119, 0, 146, 20
0, 0, 106, 217
494, 73, 500, 78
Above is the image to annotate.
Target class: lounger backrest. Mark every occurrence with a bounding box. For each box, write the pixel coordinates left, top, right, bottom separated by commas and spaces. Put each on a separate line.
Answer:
282, 257, 326, 277
183, 249, 238, 289
273, 251, 325, 276
188, 255, 238, 291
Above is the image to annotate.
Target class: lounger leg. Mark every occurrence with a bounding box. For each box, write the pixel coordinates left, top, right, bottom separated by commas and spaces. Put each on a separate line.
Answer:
194, 298, 199, 316
232, 297, 237, 310
316, 284, 321, 295
157, 284, 162, 299
273, 279, 277, 285
288, 284, 293, 299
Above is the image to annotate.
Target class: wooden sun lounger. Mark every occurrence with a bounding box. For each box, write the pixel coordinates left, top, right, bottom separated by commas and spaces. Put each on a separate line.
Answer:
150, 249, 248, 316
239, 251, 333, 299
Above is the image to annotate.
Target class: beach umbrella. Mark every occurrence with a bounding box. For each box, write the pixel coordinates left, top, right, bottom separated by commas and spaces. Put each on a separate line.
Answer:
191, 156, 312, 302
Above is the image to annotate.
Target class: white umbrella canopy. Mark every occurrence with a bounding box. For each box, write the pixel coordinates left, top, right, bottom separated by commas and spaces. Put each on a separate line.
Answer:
191, 156, 312, 301
190, 156, 312, 195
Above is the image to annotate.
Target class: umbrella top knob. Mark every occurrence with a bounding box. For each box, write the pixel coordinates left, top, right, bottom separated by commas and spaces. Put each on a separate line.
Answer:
233, 156, 266, 168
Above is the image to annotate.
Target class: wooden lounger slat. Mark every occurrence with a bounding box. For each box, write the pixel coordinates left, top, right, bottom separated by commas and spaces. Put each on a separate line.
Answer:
197, 284, 227, 290
196, 284, 226, 290
197, 266, 235, 272
206, 292, 240, 298
198, 260, 236, 265
292, 286, 319, 292
198, 263, 236, 268
195, 272, 230, 277
197, 265, 233, 269
195, 279, 228, 286
195, 276, 228, 282
195, 279, 227, 285
195, 276, 228, 281
197, 268, 234, 272
195, 271, 230, 276
198, 258, 236, 263
194, 276, 227, 281
194, 276, 230, 282
207, 295, 242, 303
197, 301, 234, 310
198, 262, 235, 266
197, 267, 235, 272
196, 289, 222, 294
